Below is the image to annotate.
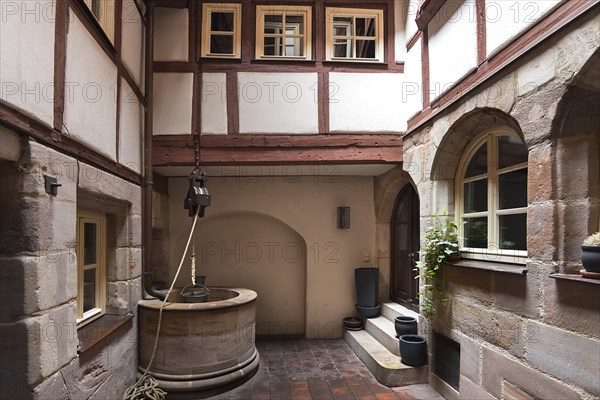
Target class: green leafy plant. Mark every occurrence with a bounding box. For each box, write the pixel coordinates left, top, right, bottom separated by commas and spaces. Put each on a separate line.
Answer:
415, 210, 460, 318
583, 232, 600, 246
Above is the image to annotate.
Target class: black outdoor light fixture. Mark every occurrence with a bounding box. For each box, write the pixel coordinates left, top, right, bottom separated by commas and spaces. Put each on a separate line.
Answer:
337, 206, 350, 229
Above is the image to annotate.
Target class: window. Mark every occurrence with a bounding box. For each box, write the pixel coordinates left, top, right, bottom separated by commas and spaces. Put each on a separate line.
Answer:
83, 0, 115, 43
76, 210, 106, 326
456, 129, 528, 263
255, 5, 312, 60
201, 3, 242, 58
325, 8, 384, 62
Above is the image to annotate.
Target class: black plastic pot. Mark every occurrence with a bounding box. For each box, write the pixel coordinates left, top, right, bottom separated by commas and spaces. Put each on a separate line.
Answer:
581, 246, 600, 273
343, 317, 363, 330
399, 335, 428, 366
355, 268, 378, 307
394, 316, 417, 337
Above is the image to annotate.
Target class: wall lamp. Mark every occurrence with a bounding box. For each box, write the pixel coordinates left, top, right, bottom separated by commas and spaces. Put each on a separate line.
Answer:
337, 207, 350, 229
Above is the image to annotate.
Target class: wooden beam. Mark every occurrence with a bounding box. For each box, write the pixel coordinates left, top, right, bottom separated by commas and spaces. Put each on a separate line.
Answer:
226, 72, 240, 134
476, 0, 486, 66
152, 134, 403, 166
53, 0, 69, 132
154, 61, 404, 74
415, 0, 447, 31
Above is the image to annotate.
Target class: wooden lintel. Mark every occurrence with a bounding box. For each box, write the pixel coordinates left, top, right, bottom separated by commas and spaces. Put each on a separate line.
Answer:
152, 134, 403, 166
415, 0, 447, 31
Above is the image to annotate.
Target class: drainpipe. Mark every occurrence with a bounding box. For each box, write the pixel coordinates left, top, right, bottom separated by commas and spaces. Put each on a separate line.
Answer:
142, 0, 165, 300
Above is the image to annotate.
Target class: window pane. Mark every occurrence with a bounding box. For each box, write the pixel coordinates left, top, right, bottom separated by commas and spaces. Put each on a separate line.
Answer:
356, 40, 376, 58
465, 143, 487, 178
285, 37, 304, 57
83, 268, 96, 312
499, 168, 527, 209
499, 214, 527, 250
210, 35, 234, 54
463, 217, 488, 248
464, 179, 488, 213
498, 136, 527, 169
334, 39, 352, 57
83, 222, 96, 265
263, 37, 281, 56
356, 17, 375, 36
285, 15, 304, 34
333, 17, 353, 35
211, 12, 234, 32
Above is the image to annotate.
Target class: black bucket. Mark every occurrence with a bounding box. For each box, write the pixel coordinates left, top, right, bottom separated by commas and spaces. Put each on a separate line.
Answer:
181, 284, 210, 303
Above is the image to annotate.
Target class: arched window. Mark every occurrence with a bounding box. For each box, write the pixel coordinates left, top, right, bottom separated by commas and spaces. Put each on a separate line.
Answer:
456, 128, 528, 263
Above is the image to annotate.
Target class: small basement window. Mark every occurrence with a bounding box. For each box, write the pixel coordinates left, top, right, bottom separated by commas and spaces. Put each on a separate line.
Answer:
201, 3, 242, 58
255, 5, 312, 60
325, 7, 384, 63
433, 332, 460, 391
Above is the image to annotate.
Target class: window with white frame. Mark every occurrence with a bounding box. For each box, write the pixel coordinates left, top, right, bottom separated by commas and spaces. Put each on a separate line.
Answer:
76, 210, 106, 326
456, 129, 528, 263
255, 5, 312, 59
201, 3, 242, 58
83, 0, 115, 43
325, 7, 384, 62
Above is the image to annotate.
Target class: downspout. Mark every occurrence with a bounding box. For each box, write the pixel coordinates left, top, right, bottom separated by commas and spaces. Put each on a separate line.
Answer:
142, 0, 165, 300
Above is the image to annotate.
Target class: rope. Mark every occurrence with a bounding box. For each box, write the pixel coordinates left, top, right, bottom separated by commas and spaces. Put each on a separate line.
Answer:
123, 208, 201, 400
191, 243, 196, 286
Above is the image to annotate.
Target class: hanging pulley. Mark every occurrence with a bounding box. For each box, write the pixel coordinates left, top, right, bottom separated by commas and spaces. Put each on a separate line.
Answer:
183, 170, 211, 217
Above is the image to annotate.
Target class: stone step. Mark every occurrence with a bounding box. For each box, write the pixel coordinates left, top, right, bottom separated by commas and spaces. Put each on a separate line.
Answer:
364, 316, 400, 356
381, 302, 420, 324
344, 329, 428, 387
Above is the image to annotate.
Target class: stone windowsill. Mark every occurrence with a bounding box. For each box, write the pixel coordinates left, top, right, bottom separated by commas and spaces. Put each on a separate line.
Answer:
448, 259, 528, 275
549, 273, 600, 285
77, 313, 133, 354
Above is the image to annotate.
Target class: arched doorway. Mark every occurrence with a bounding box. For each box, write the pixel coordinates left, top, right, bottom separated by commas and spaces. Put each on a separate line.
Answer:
391, 184, 420, 311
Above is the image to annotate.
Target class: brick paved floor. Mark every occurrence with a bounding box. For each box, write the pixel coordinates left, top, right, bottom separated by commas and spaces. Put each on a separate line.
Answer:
206, 338, 444, 400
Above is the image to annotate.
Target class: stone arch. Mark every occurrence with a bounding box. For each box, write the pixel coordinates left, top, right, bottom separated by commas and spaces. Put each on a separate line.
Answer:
192, 210, 307, 336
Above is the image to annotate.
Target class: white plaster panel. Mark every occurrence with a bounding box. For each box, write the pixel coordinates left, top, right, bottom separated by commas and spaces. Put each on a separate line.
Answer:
121, 0, 145, 90
404, 39, 423, 119
237, 73, 318, 134
0, 0, 55, 126
154, 7, 189, 61
201, 73, 227, 135
428, 0, 478, 101
329, 73, 406, 133
119, 78, 143, 173
405, 0, 420, 44
153, 73, 193, 135
394, 0, 407, 62
486, 0, 561, 58
63, 15, 117, 159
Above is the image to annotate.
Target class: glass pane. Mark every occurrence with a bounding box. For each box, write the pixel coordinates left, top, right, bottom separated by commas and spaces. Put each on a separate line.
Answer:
356, 17, 375, 36
465, 143, 487, 178
356, 40, 376, 58
285, 15, 304, 34
463, 217, 488, 248
285, 37, 304, 57
499, 168, 527, 209
498, 136, 527, 169
265, 14, 283, 34
263, 37, 281, 56
464, 179, 488, 213
210, 35, 234, 54
499, 214, 527, 250
211, 12, 234, 32
83, 222, 96, 265
83, 268, 96, 312
333, 17, 353, 36
334, 39, 352, 58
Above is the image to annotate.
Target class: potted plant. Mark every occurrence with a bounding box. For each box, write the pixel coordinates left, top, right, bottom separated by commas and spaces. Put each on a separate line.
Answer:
581, 232, 600, 275
415, 211, 459, 318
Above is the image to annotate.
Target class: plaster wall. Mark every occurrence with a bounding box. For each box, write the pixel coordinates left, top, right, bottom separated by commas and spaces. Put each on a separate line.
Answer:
119, 78, 143, 173
201, 73, 228, 135
167, 176, 377, 338
329, 73, 406, 133
486, 0, 561, 58
121, 0, 145, 90
63, 15, 118, 159
153, 7, 189, 61
428, 0, 478, 101
394, 0, 407, 62
0, 0, 55, 127
153, 73, 193, 135
405, 0, 419, 44
237, 73, 319, 134
404, 40, 423, 119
